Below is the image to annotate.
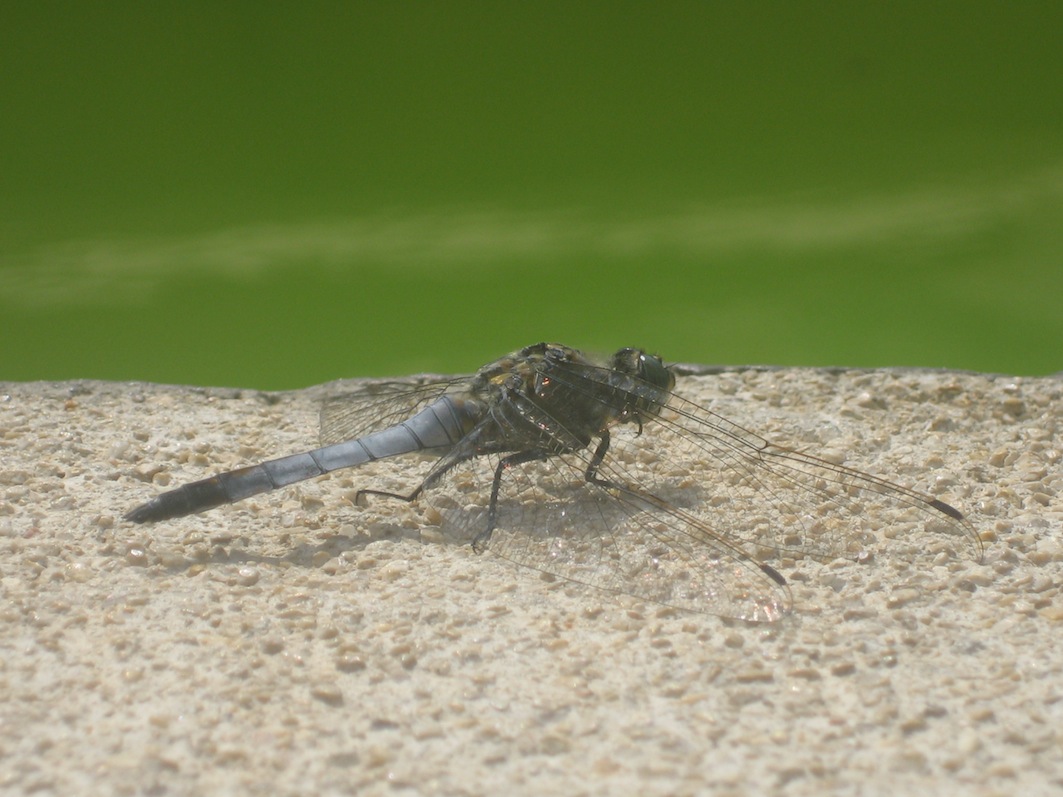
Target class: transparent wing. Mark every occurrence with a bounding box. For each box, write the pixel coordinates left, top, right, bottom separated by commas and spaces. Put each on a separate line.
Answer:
425, 447, 792, 622
540, 355, 983, 566
415, 357, 979, 622
650, 391, 983, 565
319, 377, 468, 445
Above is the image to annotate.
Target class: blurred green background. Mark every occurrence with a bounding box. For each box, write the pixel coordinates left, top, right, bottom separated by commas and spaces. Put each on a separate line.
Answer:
2, 1, 1061, 389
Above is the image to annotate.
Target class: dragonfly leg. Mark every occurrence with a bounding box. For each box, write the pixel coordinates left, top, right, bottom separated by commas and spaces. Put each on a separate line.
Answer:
354, 484, 423, 507
471, 450, 547, 553
584, 430, 616, 488
352, 445, 479, 508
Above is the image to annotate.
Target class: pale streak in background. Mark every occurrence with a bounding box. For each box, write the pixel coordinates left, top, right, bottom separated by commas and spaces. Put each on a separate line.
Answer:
2, 163, 1062, 307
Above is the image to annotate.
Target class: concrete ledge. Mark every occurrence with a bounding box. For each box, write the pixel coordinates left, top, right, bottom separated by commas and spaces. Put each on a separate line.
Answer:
1, 367, 1060, 794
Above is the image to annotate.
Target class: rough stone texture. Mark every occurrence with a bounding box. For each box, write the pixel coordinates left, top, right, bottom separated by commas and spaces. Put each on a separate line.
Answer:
0, 366, 1060, 796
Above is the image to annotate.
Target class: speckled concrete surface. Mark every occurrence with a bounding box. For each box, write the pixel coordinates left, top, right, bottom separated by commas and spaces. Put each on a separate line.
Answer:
1, 365, 1060, 796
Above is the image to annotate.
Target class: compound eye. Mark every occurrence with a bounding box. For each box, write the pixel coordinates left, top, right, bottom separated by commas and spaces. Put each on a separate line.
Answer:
638, 352, 674, 391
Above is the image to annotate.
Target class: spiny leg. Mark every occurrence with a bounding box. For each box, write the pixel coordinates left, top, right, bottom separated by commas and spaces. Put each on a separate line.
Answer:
352, 454, 463, 507
354, 484, 424, 507
471, 450, 547, 553
584, 430, 616, 488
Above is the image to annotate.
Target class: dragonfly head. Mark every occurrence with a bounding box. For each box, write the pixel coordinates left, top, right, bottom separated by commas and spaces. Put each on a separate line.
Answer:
610, 348, 675, 392
608, 348, 675, 429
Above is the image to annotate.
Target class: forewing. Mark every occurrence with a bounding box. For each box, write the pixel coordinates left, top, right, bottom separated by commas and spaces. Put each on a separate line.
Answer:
645, 390, 983, 565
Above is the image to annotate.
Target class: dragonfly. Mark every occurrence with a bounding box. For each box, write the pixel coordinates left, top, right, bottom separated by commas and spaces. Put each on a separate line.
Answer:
125, 342, 982, 622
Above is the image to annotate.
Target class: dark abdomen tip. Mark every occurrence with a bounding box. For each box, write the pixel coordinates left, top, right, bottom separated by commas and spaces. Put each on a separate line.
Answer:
125, 477, 230, 523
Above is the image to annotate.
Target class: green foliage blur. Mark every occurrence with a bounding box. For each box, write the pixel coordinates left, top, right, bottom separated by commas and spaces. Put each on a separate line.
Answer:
2, 2, 1061, 388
